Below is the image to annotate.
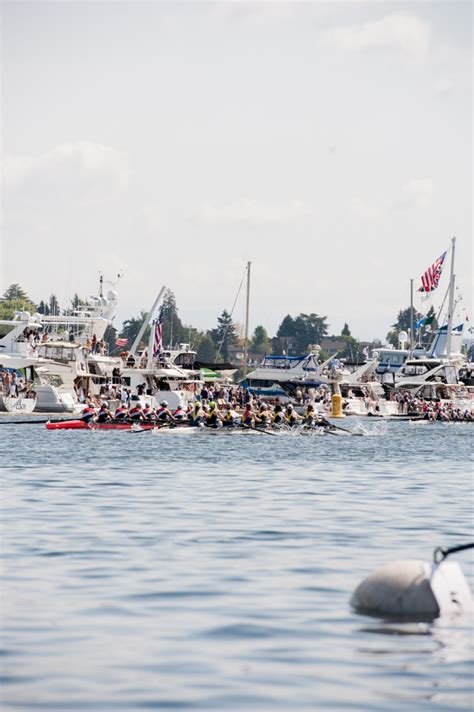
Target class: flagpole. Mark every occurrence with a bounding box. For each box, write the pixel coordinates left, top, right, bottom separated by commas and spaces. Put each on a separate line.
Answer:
243, 261, 251, 380
147, 318, 156, 370
445, 236, 456, 358
409, 278, 414, 357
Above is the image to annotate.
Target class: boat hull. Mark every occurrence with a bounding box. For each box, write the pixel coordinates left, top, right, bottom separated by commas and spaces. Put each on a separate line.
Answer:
46, 420, 157, 431
0, 395, 37, 414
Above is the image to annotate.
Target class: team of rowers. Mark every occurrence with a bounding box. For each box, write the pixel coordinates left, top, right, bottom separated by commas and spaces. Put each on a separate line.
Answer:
80, 399, 333, 429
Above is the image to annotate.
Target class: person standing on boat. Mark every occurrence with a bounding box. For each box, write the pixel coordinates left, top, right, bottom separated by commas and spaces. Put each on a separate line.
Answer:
10, 372, 19, 397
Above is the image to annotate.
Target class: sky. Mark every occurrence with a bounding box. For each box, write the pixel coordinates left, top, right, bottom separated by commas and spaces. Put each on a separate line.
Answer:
1, 0, 472, 342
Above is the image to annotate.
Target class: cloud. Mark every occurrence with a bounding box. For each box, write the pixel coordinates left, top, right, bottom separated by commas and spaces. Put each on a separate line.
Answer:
323, 13, 431, 58
352, 178, 434, 219
212, 1, 298, 25
434, 78, 454, 97
392, 178, 434, 211
192, 199, 310, 226
351, 197, 381, 221
3, 142, 130, 198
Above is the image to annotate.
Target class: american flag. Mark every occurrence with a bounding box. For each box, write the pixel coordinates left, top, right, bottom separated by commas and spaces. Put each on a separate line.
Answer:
115, 337, 128, 347
418, 250, 447, 293
153, 307, 164, 357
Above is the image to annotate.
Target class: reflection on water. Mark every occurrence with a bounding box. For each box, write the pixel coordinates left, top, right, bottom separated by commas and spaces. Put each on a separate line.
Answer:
0, 420, 472, 711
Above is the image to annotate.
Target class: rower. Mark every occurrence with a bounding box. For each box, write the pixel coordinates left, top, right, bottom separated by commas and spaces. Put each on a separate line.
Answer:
129, 402, 145, 421
114, 405, 128, 420
80, 404, 96, 424
96, 401, 112, 423
272, 404, 285, 425
255, 402, 271, 426
142, 402, 154, 420
285, 403, 302, 426
206, 401, 222, 428
155, 400, 176, 424
189, 401, 204, 427
303, 404, 316, 426
173, 404, 186, 422
222, 402, 239, 427
242, 403, 255, 427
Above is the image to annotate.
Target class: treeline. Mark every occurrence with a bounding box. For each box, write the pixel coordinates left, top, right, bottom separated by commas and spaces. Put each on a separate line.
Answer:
0, 283, 439, 362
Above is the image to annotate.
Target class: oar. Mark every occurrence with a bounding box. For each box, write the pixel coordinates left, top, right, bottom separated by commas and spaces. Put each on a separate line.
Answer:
243, 423, 278, 437
317, 417, 354, 434
0, 417, 83, 425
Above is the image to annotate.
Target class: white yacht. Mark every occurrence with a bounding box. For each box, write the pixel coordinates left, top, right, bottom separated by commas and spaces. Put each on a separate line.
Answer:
0, 278, 121, 412
241, 351, 323, 401
0, 354, 38, 413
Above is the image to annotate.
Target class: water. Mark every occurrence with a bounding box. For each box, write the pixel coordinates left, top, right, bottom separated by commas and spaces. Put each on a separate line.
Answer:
1, 420, 473, 711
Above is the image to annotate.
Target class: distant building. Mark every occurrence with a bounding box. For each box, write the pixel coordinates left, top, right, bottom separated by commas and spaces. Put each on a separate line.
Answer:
320, 336, 347, 356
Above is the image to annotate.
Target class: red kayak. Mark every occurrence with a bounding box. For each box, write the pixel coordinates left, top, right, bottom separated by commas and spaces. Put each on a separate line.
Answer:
45, 420, 156, 431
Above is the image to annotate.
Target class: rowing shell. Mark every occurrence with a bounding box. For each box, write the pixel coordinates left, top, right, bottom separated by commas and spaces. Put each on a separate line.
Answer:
45, 420, 156, 431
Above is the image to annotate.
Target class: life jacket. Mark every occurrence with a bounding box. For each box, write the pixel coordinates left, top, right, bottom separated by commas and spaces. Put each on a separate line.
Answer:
206, 410, 220, 427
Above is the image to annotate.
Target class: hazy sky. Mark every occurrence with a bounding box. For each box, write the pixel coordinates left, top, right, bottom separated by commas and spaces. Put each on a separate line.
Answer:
2, 1, 472, 341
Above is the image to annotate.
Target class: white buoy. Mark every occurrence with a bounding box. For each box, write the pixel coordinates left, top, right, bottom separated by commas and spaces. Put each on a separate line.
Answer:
351, 556, 473, 619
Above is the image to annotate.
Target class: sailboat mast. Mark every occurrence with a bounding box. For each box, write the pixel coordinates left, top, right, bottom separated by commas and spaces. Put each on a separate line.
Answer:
243, 261, 251, 380
445, 236, 456, 357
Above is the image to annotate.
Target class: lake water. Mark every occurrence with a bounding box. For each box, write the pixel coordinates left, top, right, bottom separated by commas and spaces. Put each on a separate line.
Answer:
1, 419, 473, 711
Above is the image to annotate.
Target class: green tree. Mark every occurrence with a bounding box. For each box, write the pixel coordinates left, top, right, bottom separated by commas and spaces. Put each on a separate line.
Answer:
119, 311, 150, 351
211, 309, 238, 360
338, 335, 362, 362
250, 325, 271, 355
293, 313, 328, 353
48, 294, 61, 316
161, 291, 184, 348
70, 293, 88, 311
103, 324, 118, 355
273, 314, 296, 354
277, 314, 296, 337
36, 300, 50, 316
0, 284, 36, 319
341, 322, 351, 336
417, 305, 438, 347
386, 306, 422, 347
196, 333, 217, 361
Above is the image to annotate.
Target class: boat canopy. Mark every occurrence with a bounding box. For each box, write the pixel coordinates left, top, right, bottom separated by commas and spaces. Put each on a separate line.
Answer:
0, 355, 39, 369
